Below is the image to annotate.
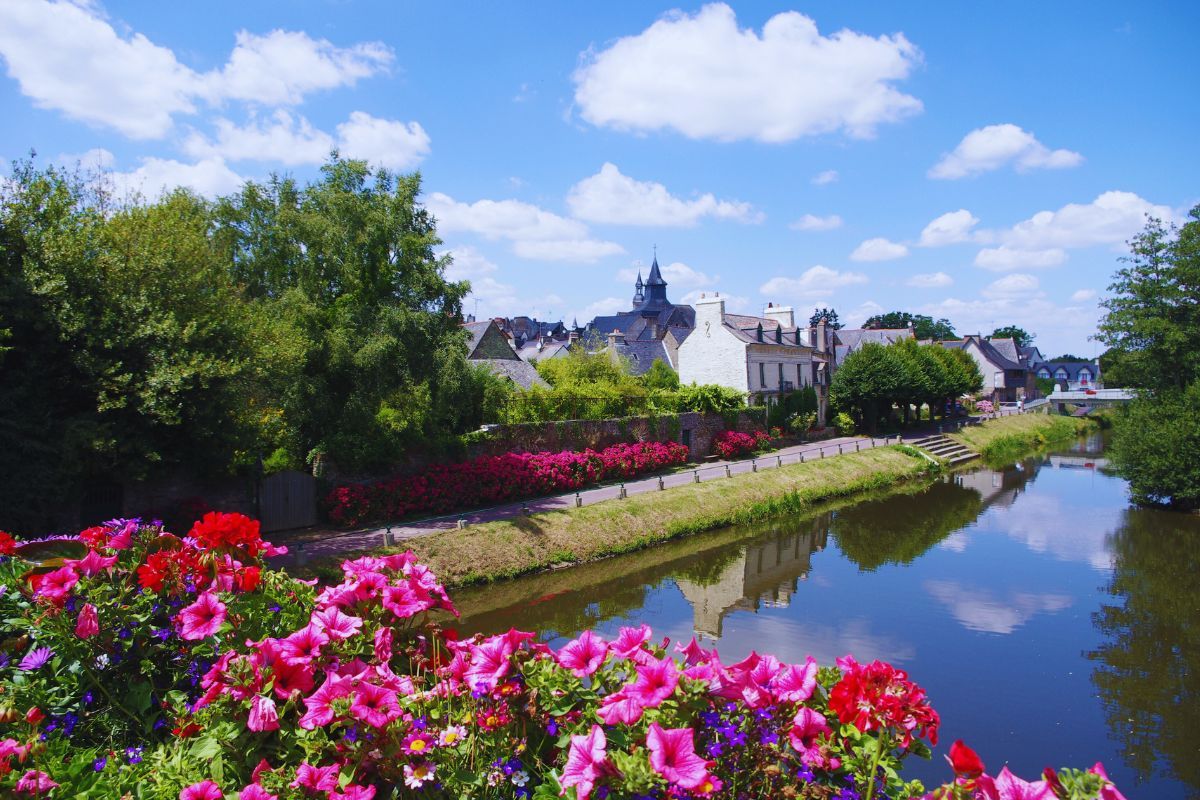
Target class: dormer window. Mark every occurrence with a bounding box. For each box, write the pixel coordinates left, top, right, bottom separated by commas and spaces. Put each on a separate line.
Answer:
756, 324, 764, 342
775, 327, 781, 344
1055, 369, 1068, 381
1079, 369, 1091, 385
1038, 368, 1050, 378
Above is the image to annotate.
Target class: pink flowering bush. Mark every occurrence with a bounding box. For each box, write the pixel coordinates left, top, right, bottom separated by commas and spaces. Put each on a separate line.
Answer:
325, 441, 690, 527
712, 429, 777, 460
0, 514, 1128, 799
975, 400, 995, 415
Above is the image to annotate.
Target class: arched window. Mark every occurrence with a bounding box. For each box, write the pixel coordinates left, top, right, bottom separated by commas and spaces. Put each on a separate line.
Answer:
1079, 369, 1091, 386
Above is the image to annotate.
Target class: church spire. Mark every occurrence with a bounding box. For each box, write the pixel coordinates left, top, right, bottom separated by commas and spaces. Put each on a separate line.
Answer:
632, 269, 645, 305
646, 252, 666, 286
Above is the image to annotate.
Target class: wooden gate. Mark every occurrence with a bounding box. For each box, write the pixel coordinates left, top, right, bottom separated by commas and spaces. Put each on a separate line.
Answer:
259, 470, 317, 532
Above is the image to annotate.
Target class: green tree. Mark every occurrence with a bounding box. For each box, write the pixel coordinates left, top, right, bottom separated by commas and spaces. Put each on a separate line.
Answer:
990, 326, 1034, 347
1052, 353, 1087, 362
863, 311, 956, 340
641, 358, 680, 391
1109, 383, 1200, 510
829, 342, 907, 432
808, 307, 842, 329
1096, 205, 1200, 393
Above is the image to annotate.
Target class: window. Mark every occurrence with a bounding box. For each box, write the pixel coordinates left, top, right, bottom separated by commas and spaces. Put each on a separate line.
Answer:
797, 364, 804, 387
759, 362, 766, 387
777, 363, 784, 387
1079, 369, 1090, 385
1038, 368, 1050, 378
1055, 369, 1068, 380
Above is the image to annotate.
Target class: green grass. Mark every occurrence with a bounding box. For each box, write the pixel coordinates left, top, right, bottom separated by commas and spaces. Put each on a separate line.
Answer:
949, 413, 1097, 462
319, 446, 935, 587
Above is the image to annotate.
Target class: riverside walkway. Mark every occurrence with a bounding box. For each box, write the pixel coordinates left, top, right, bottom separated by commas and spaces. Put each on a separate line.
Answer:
269, 410, 1021, 569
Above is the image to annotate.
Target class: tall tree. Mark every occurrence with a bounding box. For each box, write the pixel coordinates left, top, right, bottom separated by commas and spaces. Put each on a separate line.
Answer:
808, 307, 842, 329
863, 311, 956, 340
1096, 205, 1200, 392
990, 326, 1034, 347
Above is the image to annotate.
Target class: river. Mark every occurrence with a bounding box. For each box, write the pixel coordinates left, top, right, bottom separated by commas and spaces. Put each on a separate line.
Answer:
450, 434, 1200, 797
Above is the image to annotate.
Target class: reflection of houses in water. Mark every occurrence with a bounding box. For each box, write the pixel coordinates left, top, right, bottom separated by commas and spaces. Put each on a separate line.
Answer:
1048, 454, 1110, 470
675, 524, 828, 639
952, 459, 1040, 512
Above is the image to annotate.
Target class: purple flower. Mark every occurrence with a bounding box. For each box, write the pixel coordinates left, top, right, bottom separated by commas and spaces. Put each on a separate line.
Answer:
125, 746, 143, 764
19, 646, 53, 671
94, 756, 107, 771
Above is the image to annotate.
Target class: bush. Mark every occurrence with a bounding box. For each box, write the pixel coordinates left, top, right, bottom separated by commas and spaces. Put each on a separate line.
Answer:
712, 429, 779, 459
0, 518, 1130, 799
325, 440, 691, 526
834, 412, 856, 436
1110, 384, 1200, 510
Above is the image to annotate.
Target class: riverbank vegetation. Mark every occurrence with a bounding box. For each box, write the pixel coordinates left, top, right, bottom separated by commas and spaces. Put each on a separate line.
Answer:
1098, 204, 1200, 511
0, 515, 1128, 798
948, 414, 1097, 463
358, 446, 935, 586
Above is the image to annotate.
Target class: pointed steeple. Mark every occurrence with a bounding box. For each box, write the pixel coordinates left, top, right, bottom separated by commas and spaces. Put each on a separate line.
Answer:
646, 251, 666, 286
632, 269, 645, 305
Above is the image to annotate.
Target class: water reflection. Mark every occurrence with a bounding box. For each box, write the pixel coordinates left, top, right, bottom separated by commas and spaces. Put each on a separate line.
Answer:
923, 579, 1073, 634
1089, 508, 1200, 792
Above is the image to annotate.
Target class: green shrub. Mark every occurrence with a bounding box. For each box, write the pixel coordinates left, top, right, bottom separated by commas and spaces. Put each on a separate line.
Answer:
1110, 384, 1200, 510
834, 411, 856, 436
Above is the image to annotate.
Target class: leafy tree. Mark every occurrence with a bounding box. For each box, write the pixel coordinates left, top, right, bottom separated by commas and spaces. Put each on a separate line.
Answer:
1096, 204, 1200, 393
536, 347, 632, 388
1052, 353, 1087, 362
863, 311, 956, 340
640, 358, 680, 391
829, 342, 907, 432
808, 307, 842, 329
1109, 383, 1200, 510
990, 326, 1034, 347
676, 383, 746, 414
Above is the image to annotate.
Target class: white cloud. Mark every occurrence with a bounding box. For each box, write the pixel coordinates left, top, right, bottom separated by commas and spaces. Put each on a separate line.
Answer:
850, 237, 908, 261
982, 273, 1040, 299
917, 295, 1100, 355
974, 246, 1068, 271
207, 29, 391, 106
183, 110, 334, 165
1070, 289, 1097, 303
573, 297, 629, 327
842, 300, 885, 328
335, 111, 430, 170
998, 190, 1173, 250
919, 209, 979, 246
811, 169, 839, 186
566, 163, 760, 227
759, 265, 868, 298
924, 579, 1072, 634
790, 213, 843, 231
572, 3, 922, 142
512, 239, 625, 262
183, 110, 429, 169
929, 123, 1083, 179
56, 147, 116, 169
617, 261, 716, 289
906, 271, 953, 288
109, 156, 244, 199
0, 1, 392, 139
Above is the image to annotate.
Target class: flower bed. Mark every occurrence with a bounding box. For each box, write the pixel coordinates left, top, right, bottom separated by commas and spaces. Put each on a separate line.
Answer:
711, 428, 780, 460
326, 440, 690, 527
0, 515, 1127, 799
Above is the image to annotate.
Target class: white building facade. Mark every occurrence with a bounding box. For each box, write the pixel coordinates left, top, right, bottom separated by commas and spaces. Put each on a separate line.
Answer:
678, 295, 815, 399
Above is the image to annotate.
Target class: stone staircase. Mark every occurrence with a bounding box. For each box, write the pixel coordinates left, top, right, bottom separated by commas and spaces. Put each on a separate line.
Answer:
909, 434, 979, 466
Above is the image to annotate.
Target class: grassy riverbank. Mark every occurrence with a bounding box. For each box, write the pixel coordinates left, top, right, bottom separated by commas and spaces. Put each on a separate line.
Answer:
348, 446, 935, 586
949, 413, 1097, 463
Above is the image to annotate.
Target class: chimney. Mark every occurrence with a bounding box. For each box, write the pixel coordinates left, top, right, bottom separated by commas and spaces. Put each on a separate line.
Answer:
568, 330, 579, 344
694, 293, 726, 334
607, 329, 625, 366
816, 317, 827, 354
763, 304, 794, 330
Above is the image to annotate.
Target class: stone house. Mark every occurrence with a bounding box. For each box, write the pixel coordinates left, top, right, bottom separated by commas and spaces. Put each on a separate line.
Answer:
462, 320, 548, 389
677, 294, 815, 405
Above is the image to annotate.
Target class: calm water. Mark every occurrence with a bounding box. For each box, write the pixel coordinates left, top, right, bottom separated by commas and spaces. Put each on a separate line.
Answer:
453, 435, 1200, 799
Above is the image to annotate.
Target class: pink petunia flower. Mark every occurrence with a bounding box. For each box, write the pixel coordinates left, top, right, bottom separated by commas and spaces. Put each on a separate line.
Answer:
627, 656, 679, 709
772, 656, 819, 703
280, 624, 329, 666
239, 784, 278, 800
177, 591, 227, 641
31, 565, 78, 605
1089, 763, 1128, 800
556, 630, 608, 678
609, 623, 652, 659
15, 770, 59, 794
331, 786, 376, 800
247, 694, 279, 732
348, 682, 400, 729
179, 780, 223, 800
560, 724, 608, 800
75, 603, 100, 639
299, 674, 351, 729
310, 606, 363, 641
646, 723, 712, 790
289, 762, 339, 792
788, 707, 832, 766
65, 549, 118, 577
596, 690, 644, 725
976, 766, 1056, 800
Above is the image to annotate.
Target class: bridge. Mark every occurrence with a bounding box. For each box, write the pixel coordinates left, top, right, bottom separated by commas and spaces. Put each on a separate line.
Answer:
1046, 388, 1135, 413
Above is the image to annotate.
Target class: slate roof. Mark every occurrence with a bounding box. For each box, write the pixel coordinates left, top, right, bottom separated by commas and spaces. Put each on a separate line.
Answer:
989, 337, 1021, 366
462, 321, 492, 357
474, 358, 549, 390
833, 328, 913, 365
517, 340, 573, 362
610, 339, 673, 375
1019, 345, 1045, 367
1035, 361, 1100, 381
942, 336, 1023, 371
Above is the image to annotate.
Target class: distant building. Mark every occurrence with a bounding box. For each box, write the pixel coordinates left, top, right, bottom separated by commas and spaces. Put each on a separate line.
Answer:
832, 326, 914, 366
1035, 360, 1101, 392
586, 255, 695, 375
462, 320, 548, 390
937, 335, 1033, 403
677, 294, 815, 405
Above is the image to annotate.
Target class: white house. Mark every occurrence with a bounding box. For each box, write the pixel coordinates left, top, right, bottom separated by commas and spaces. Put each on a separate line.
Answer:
678, 295, 814, 403
1035, 360, 1101, 392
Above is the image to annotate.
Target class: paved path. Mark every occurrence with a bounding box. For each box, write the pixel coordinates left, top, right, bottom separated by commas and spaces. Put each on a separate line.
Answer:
271, 410, 1021, 569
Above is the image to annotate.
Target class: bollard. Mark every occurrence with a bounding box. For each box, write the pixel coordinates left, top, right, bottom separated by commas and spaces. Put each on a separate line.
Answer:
657, 476, 665, 491
777, 455, 782, 468
751, 459, 757, 473
820, 448, 825, 459
384, 526, 396, 546
295, 540, 308, 566
838, 444, 843, 454
456, 517, 467, 529
855, 441, 860, 452
618, 483, 627, 499
725, 465, 732, 478
521, 503, 531, 516
574, 492, 582, 508
693, 470, 700, 484
799, 451, 805, 463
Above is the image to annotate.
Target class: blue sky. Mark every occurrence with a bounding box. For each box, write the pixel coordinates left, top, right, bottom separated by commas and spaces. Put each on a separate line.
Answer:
3, 1, 1197, 357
